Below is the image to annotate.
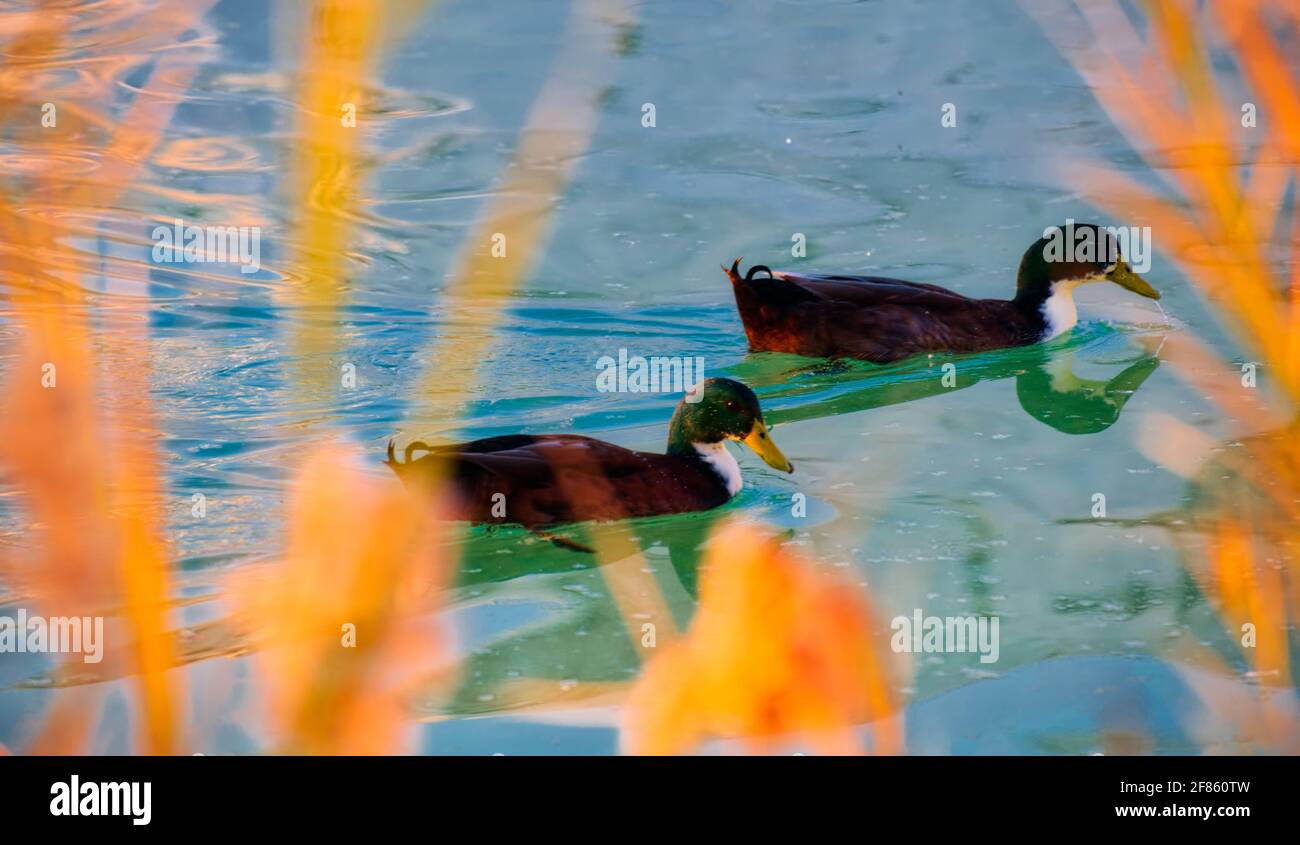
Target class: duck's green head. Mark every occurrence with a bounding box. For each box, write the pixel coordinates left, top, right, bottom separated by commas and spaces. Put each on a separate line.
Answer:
667, 377, 793, 472
1015, 222, 1160, 308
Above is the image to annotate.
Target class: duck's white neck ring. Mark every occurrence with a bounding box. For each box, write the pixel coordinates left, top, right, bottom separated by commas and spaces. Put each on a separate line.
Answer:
694, 441, 742, 496
1040, 280, 1083, 340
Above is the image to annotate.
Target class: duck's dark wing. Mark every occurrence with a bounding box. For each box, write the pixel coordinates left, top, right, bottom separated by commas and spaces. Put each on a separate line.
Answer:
729, 265, 1038, 362
770, 271, 977, 310
453, 435, 652, 487
388, 435, 726, 527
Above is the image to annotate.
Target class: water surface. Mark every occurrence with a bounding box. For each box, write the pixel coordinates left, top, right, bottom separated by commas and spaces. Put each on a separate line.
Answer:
0, 0, 1280, 754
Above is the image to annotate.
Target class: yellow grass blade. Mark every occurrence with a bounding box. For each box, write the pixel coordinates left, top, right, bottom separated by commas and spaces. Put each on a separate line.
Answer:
622, 522, 902, 755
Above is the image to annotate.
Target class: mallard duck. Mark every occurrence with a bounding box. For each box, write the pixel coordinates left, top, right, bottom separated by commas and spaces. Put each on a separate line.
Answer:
385, 377, 792, 543
725, 223, 1160, 363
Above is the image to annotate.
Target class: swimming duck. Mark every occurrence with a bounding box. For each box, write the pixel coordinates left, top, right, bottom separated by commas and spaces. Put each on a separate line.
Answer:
385, 377, 792, 544
725, 223, 1160, 364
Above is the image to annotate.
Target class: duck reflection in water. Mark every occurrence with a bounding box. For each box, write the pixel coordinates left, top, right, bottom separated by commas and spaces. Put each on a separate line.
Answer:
751, 334, 1164, 437
1014, 345, 1161, 435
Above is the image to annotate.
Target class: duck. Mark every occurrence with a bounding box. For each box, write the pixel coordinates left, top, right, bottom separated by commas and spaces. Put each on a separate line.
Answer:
385, 377, 792, 548
724, 222, 1160, 364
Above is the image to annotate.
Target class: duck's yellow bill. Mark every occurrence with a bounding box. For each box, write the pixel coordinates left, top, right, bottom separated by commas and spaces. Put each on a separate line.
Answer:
1108, 261, 1160, 300
742, 419, 794, 473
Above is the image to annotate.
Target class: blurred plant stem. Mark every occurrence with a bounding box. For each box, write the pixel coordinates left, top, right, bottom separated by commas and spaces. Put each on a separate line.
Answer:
406, 0, 633, 433
623, 522, 902, 755
0, 0, 221, 754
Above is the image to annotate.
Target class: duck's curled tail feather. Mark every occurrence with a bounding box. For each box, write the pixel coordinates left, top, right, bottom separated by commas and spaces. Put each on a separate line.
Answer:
384, 438, 435, 468
722, 258, 775, 285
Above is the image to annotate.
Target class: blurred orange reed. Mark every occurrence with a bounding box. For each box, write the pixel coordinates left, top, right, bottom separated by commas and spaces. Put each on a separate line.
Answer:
0, 0, 226, 754
0, 0, 455, 756
221, 0, 457, 757
285, 0, 385, 401
225, 451, 452, 754
407, 0, 634, 430
1034, 0, 1300, 742
623, 523, 901, 756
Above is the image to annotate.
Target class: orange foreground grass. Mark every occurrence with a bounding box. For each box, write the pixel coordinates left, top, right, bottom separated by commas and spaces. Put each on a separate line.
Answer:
0, 0, 457, 755
225, 450, 455, 755
623, 523, 901, 756
0, 0, 225, 754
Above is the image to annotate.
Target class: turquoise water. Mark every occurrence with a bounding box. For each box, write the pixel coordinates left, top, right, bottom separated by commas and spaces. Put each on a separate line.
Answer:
0, 0, 1289, 754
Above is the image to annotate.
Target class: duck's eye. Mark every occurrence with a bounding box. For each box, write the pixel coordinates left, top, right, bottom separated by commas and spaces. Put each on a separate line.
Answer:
726, 401, 737, 410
